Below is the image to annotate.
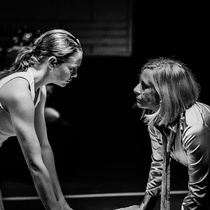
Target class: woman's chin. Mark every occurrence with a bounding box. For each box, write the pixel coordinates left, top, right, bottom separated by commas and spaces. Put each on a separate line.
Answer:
137, 102, 144, 109
137, 103, 150, 110
60, 81, 70, 87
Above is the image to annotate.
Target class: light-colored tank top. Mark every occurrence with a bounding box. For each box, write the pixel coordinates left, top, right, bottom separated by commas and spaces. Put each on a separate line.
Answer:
0, 69, 42, 146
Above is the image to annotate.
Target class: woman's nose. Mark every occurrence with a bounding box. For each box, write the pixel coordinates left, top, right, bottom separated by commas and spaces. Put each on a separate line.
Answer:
133, 83, 141, 94
72, 73, 77, 78
71, 69, 78, 78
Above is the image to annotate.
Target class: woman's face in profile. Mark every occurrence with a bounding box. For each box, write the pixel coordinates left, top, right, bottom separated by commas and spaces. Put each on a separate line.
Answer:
52, 50, 83, 87
134, 68, 160, 111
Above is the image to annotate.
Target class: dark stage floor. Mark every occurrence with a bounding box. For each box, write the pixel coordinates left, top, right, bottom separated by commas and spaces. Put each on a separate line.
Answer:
3, 193, 186, 210
1, 169, 189, 210
2, 180, 187, 210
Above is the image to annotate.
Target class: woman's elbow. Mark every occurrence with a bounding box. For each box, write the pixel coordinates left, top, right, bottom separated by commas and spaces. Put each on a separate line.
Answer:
26, 157, 45, 175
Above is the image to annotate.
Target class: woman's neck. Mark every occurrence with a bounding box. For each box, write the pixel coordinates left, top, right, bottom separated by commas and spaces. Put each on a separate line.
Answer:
28, 66, 49, 91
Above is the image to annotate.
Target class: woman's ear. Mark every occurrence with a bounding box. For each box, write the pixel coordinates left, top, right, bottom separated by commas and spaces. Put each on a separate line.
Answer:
48, 56, 57, 70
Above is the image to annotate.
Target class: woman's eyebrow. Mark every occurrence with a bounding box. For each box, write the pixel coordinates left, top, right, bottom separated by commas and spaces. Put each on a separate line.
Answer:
140, 78, 150, 86
142, 80, 150, 87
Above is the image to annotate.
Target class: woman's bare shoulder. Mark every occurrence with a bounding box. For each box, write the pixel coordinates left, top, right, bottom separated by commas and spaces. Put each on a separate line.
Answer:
0, 77, 32, 110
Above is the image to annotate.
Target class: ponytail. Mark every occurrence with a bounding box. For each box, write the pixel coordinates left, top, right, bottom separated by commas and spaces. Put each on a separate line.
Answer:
0, 46, 34, 80
0, 29, 82, 80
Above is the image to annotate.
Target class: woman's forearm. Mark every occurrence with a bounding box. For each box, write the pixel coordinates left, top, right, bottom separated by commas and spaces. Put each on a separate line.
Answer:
41, 145, 65, 201
28, 160, 60, 210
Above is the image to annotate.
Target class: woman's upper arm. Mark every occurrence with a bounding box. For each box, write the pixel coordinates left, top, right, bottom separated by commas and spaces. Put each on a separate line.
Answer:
35, 85, 47, 116
34, 86, 50, 147
182, 123, 210, 208
148, 126, 163, 161
2, 78, 41, 161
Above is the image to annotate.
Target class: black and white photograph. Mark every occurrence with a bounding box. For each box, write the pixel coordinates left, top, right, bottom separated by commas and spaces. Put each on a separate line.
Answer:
0, 1, 209, 209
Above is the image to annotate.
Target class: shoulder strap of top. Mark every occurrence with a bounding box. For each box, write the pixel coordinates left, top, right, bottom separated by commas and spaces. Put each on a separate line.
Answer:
0, 70, 35, 100
0, 70, 35, 111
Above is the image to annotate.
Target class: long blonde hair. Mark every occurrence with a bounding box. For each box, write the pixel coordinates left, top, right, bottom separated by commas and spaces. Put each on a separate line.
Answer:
142, 57, 200, 126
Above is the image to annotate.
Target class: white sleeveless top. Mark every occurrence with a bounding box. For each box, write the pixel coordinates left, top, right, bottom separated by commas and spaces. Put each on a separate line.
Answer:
0, 69, 42, 146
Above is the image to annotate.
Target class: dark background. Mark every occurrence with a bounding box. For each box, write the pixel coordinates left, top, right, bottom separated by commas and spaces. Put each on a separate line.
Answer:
0, 0, 209, 191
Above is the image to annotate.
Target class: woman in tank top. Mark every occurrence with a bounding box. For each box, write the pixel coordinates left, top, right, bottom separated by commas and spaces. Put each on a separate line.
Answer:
0, 29, 83, 210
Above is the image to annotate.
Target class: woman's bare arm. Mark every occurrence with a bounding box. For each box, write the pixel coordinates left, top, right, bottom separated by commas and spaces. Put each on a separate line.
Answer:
34, 86, 67, 203
1, 78, 60, 210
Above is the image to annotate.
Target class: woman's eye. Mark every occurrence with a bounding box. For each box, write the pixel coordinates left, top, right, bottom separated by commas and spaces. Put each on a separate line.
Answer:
69, 68, 74, 73
141, 81, 149, 90
70, 67, 78, 73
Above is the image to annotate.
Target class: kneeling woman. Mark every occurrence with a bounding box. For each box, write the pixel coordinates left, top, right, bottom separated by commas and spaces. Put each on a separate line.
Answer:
117, 58, 210, 210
